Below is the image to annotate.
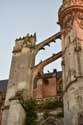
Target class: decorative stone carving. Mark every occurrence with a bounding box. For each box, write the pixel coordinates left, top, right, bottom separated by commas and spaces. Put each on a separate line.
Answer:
13, 34, 36, 53
62, 11, 83, 33
77, 96, 82, 108
71, 0, 83, 4
59, 0, 83, 125
62, 10, 83, 84
59, 3, 83, 29
78, 112, 83, 125
13, 41, 23, 53
74, 41, 81, 52
63, 14, 74, 30
23, 35, 35, 48
63, 0, 83, 6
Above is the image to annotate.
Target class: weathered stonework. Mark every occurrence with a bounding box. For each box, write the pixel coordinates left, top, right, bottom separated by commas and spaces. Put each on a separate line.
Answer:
1, 30, 62, 125
59, 0, 83, 125
34, 72, 57, 99
5, 34, 36, 104
7, 100, 25, 125
1, 34, 36, 125
0, 70, 63, 125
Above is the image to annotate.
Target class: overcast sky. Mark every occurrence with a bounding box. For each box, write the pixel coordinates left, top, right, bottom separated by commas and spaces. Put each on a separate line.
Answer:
0, 0, 62, 80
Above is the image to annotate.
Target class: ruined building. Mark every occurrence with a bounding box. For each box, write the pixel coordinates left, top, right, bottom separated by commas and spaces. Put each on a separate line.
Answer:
0, 0, 83, 125
0, 71, 62, 125
0, 33, 63, 125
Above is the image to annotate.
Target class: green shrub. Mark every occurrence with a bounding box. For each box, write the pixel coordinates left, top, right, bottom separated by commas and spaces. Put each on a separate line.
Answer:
21, 99, 38, 125
43, 111, 49, 119
41, 99, 63, 110
20, 98, 63, 125
57, 111, 64, 118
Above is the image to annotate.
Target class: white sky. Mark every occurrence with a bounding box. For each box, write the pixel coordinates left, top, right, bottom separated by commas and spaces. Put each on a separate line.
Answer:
0, 0, 62, 80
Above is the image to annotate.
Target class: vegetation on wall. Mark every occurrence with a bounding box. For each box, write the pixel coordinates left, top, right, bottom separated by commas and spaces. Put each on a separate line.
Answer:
57, 83, 63, 94
20, 98, 63, 125
56, 111, 64, 118
43, 111, 49, 119
38, 99, 63, 111
21, 99, 38, 125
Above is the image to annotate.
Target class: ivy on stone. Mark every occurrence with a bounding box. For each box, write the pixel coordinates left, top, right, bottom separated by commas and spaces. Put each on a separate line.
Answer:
21, 98, 38, 125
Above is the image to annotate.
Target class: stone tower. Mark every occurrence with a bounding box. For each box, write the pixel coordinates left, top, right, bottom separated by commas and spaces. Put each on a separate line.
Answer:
6, 33, 36, 103
1, 26, 61, 125
59, 0, 83, 125
1, 34, 36, 125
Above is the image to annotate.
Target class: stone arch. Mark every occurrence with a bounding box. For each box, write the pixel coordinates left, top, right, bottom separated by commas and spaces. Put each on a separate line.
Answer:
40, 116, 63, 125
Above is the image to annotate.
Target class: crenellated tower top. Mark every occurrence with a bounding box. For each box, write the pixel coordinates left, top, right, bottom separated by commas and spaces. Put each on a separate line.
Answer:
13, 33, 36, 53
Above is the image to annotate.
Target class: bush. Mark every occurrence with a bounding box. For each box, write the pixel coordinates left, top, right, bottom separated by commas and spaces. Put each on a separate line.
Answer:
41, 99, 63, 110
43, 111, 49, 119
21, 99, 38, 125
57, 111, 64, 118
20, 98, 63, 125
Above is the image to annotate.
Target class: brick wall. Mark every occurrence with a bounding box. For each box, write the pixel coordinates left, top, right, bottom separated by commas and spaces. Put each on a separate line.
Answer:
42, 77, 57, 98
34, 73, 57, 99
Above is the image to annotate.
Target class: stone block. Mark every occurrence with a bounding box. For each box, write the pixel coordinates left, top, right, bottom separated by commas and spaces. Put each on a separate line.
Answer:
7, 100, 25, 125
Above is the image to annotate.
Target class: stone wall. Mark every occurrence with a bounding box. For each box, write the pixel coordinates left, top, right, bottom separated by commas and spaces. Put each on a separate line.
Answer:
33, 72, 62, 99
59, 0, 83, 124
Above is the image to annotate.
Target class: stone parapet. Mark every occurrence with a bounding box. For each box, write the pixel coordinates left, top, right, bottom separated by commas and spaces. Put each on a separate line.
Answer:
13, 33, 36, 53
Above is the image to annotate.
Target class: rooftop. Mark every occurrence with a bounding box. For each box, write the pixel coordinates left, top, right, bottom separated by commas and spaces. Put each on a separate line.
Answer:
0, 71, 62, 93
0, 79, 8, 93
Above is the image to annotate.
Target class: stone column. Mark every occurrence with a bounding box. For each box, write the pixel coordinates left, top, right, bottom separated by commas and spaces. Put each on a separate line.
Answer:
1, 34, 36, 125
1, 106, 9, 125
59, 0, 83, 125
7, 100, 25, 125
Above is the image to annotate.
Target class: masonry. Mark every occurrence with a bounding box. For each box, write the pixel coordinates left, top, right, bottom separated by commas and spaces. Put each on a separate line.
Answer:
0, 70, 62, 125
59, 0, 83, 125
1, 0, 83, 125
